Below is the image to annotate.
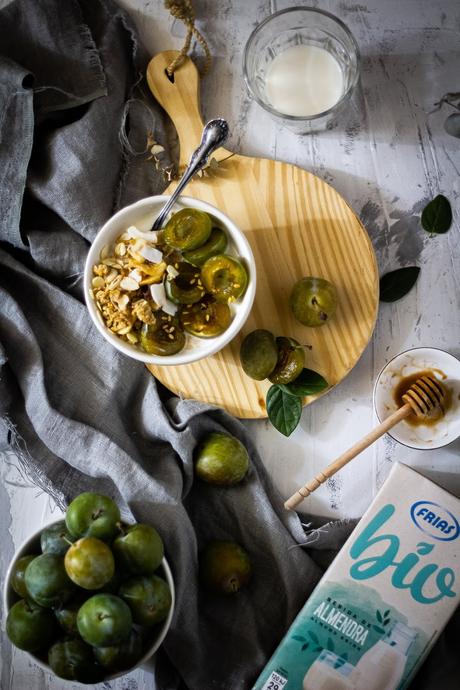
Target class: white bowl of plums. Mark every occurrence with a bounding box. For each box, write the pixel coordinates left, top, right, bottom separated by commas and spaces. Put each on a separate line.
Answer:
3, 492, 174, 684
84, 196, 256, 365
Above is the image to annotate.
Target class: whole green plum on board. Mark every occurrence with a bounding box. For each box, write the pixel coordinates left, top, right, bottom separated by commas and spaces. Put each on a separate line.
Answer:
290, 276, 337, 327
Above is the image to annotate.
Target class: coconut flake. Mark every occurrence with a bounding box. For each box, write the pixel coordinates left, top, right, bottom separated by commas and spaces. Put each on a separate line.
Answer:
138, 244, 163, 264
149, 282, 178, 316
128, 269, 143, 283
166, 264, 179, 279
120, 276, 139, 291
127, 225, 159, 243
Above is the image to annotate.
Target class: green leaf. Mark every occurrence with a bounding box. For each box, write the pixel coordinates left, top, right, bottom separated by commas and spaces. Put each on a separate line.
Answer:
309, 631, 319, 644
327, 637, 334, 651
379, 267, 420, 302
384, 609, 390, 618
373, 624, 385, 634
301, 643, 310, 651
266, 386, 302, 437
421, 194, 452, 234
292, 636, 306, 643
376, 610, 383, 623
279, 368, 329, 397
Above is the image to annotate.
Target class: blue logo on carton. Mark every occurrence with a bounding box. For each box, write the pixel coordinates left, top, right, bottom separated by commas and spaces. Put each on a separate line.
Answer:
410, 501, 460, 541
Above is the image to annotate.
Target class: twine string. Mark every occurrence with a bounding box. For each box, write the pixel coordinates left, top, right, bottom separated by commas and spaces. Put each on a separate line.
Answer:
164, 0, 211, 76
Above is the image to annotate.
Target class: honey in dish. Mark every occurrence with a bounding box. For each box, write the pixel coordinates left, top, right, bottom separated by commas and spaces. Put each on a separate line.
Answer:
393, 368, 451, 426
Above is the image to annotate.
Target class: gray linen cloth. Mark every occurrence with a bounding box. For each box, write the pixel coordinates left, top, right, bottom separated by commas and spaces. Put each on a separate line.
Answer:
0, 1, 457, 689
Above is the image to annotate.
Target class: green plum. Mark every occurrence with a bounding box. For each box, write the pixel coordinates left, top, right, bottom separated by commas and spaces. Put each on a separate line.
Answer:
64, 537, 115, 590
40, 521, 75, 556
48, 638, 104, 683
201, 254, 248, 303
24, 553, 75, 608
194, 432, 249, 486
268, 337, 305, 385
113, 524, 164, 575
119, 575, 171, 626
93, 630, 143, 671
290, 276, 337, 327
200, 541, 252, 594
55, 594, 89, 635
77, 594, 132, 647
65, 492, 120, 542
11, 555, 37, 599
6, 599, 58, 652
240, 329, 278, 381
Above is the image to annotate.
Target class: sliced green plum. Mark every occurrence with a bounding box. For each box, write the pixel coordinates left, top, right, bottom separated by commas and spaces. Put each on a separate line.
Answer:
179, 297, 231, 338
163, 208, 212, 250
140, 315, 186, 356
64, 537, 115, 590
201, 254, 248, 303
119, 575, 171, 626
11, 555, 37, 599
268, 337, 305, 385
113, 524, 164, 575
48, 639, 104, 683
164, 262, 204, 305
240, 329, 278, 381
77, 594, 132, 647
183, 228, 228, 267
6, 599, 58, 652
24, 553, 75, 608
41, 521, 75, 556
65, 492, 120, 542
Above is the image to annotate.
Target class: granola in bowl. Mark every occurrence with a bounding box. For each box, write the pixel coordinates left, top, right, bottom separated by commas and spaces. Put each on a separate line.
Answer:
85, 198, 256, 364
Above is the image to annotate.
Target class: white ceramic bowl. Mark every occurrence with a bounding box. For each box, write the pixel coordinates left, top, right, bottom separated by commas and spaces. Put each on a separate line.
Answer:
84, 195, 256, 365
3, 520, 175, 682
373, 347, 460, 450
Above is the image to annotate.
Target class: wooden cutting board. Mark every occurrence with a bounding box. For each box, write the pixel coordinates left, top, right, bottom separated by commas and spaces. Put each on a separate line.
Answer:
146, 51, 379, 419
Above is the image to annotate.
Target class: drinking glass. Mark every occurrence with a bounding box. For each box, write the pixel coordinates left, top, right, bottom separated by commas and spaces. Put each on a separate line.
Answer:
243, 7, 360, 134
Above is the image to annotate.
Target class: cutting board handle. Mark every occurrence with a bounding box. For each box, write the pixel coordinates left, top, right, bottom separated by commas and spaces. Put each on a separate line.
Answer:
147, 50, 229, 169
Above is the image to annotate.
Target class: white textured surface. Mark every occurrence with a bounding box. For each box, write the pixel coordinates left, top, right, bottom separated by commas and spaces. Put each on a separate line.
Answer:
2, 0, 460, 688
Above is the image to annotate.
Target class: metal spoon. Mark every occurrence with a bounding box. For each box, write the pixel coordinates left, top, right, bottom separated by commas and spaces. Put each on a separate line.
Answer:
152, 118, 229, 231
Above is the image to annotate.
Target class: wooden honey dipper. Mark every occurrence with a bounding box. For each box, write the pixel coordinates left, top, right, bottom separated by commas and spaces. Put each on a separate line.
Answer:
285, 375, 446, 511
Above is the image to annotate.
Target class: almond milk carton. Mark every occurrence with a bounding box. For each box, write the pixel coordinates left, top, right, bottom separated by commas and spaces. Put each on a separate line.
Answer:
253, 463, 460, 690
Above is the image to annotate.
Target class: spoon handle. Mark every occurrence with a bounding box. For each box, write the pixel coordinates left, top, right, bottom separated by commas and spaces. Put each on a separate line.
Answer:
152, 118, 229, 230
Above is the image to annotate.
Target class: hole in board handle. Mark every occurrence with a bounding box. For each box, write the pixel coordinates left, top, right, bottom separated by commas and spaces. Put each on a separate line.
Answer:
164, 68, 175, 84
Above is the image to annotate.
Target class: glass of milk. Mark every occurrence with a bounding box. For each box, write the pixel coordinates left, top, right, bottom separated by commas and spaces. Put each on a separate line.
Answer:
243, 7, 360, 134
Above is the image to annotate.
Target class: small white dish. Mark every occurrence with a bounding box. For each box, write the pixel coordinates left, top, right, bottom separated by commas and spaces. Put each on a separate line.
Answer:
373, 347, 460, 450
84, 195, 256, 366
3, 520, 175, 682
